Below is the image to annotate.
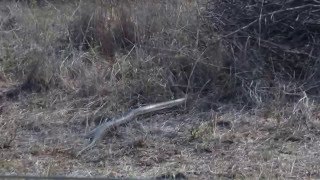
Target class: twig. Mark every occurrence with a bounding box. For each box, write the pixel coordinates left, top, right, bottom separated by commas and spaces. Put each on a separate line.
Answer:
77, 97, 187, 156
222, 4, 320, 38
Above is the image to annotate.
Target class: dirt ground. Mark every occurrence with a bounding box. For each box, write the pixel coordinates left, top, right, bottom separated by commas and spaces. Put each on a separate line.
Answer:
1, 93, 320, 179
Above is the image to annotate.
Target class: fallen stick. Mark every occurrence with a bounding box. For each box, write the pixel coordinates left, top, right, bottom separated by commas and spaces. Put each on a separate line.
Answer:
77, 97, 187, 156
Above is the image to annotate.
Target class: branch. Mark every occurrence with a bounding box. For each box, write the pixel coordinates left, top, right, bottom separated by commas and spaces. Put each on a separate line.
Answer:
222, 4, 320, 38
77, 97, 187, 156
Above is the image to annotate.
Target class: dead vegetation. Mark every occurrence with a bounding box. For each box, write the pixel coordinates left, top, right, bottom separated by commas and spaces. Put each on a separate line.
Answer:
1, 0, 320, 179
204, 0, 320, 105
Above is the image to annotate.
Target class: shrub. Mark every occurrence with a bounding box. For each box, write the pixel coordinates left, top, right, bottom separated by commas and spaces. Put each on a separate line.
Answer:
203, 0, 320, 105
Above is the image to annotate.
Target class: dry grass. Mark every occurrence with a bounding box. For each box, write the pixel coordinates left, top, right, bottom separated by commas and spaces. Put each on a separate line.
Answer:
1, 0, 320, 179
2, 97, 320, 178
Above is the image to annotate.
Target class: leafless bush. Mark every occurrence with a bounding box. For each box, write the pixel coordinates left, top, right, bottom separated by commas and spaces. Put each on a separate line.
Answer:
204, 0, 320, 105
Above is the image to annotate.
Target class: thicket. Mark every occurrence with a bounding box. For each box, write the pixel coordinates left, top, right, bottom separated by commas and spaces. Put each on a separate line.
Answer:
203, 0, 320, 106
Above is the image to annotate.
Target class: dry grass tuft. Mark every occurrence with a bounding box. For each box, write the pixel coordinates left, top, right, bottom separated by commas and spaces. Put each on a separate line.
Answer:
0, 102, 18, 149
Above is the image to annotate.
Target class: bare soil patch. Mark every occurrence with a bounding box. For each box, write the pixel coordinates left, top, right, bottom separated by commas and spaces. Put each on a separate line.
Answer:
1, 94, 320, 179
